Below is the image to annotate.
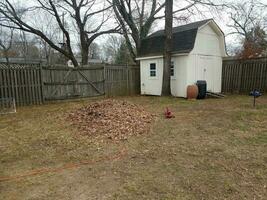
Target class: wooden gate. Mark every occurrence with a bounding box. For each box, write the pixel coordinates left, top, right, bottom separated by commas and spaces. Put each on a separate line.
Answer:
42, 66, 105, 100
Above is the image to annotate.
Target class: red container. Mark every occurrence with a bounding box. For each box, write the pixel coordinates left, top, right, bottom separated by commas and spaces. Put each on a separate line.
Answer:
187, 84, 199, 99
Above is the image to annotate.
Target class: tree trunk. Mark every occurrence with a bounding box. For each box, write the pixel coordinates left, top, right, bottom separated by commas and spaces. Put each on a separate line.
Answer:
81, 44, 89, 66
70, 56, 79, 67
4, 50, 10, 67
162, 0, 173, 96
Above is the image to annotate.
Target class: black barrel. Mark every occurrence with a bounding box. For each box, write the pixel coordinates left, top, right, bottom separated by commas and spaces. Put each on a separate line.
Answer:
196, 80, 207, 99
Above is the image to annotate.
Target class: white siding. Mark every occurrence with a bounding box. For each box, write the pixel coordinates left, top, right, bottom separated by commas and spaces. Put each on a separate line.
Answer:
191, 25, 222, 56
140, 58, 163, 95
198, 55, 222, 93
171, 55, 188, 97
187, 23, 223, 94
139, 21, 225, 97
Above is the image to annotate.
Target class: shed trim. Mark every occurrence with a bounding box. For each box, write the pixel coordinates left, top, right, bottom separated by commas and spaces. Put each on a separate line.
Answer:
136, 53, 189, 61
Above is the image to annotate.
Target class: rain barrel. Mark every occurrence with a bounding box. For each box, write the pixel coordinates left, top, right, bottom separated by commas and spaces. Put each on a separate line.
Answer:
196, 80, 207, 99
187, 85, 199, 99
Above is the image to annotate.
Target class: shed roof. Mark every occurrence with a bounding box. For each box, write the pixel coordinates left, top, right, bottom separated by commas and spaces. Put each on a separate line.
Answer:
138, 19, 213, 57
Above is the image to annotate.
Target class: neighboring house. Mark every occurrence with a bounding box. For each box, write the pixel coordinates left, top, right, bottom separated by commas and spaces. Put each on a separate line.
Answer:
0, 57, 46, 64
67, 57, 102, 67
136, 19, 227, 97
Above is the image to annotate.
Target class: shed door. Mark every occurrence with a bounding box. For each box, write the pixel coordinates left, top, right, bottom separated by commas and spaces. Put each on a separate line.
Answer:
196, 55, 214, 91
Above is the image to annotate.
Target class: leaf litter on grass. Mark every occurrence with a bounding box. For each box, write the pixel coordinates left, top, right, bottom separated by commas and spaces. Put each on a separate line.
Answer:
68, 99, 155, 141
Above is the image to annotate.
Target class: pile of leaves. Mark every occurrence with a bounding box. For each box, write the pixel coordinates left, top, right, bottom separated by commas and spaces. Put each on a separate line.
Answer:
68, 99, 154, 141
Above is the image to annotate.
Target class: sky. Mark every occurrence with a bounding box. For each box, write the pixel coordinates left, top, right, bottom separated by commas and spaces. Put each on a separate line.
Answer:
97, 0, 267, 54
5, 0, 267, 55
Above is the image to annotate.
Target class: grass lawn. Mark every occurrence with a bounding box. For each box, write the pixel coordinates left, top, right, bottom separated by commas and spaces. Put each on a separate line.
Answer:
0, 95, 267, 200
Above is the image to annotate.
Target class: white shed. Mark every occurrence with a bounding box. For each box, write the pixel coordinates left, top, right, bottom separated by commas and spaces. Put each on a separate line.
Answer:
136, 19, 227, 97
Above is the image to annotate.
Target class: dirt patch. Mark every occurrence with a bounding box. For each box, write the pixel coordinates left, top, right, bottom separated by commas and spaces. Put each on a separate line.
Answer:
68, 99, 154, 141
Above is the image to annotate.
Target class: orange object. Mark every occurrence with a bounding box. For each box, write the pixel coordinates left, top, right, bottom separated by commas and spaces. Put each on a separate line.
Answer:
187, 84, 199, 99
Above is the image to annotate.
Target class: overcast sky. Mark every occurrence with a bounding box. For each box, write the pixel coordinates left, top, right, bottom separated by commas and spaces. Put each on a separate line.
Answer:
8, 0, 267, 54
97, 0, 267, 51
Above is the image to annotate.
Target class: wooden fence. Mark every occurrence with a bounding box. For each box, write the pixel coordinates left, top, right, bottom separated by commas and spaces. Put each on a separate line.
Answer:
0, 63, 140, 106
42, 66, 105, 100
222, 57, 267, 93
0, 63, 43, 107
105, 65, 140, 96
2, 58, 267, 107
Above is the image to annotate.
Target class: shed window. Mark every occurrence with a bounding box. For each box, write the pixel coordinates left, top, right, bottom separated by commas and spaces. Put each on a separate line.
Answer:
150, 63, 156, 77
171, 61, 174, 76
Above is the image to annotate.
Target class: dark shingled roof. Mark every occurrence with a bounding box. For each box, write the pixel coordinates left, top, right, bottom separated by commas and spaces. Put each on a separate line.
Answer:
139, 19, 212, 57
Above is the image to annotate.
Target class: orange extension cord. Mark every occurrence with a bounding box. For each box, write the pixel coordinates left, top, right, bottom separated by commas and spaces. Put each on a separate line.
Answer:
0, 148, 127, 182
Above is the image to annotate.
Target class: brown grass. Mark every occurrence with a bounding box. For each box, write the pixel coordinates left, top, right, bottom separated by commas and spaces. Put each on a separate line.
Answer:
0, 95, 267, 200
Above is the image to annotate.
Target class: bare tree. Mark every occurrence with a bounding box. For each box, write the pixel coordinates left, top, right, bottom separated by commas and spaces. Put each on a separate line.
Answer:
0, 27, 14, 65
227, 0, 266, 40
38, 36, 56, 65
162, 0, 173, 95
110, 0, 165, 60
88, 42, 101, 59
102, 35, 123, 63
238, 25, 267, 59
60, 0, 120, 65
34, 15, 61, 65
110, 0, 223, 62
227, 0, 267, 58
19, 31, 30, 62
0, 0, 119, 67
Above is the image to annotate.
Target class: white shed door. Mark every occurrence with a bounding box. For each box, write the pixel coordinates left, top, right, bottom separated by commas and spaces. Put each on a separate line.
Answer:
196, 55, 214, 91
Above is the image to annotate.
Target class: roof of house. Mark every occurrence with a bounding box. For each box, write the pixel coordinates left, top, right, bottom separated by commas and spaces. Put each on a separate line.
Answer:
0, 57, 46, 64
138, 19, 213, 57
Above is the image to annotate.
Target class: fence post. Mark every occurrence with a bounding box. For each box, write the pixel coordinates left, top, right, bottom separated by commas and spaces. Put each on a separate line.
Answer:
259, 63, 264, 90
237, 63, 242, 93
103, 64, 106, 96
39, 65, 45, 104
126, 64, 129, 95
